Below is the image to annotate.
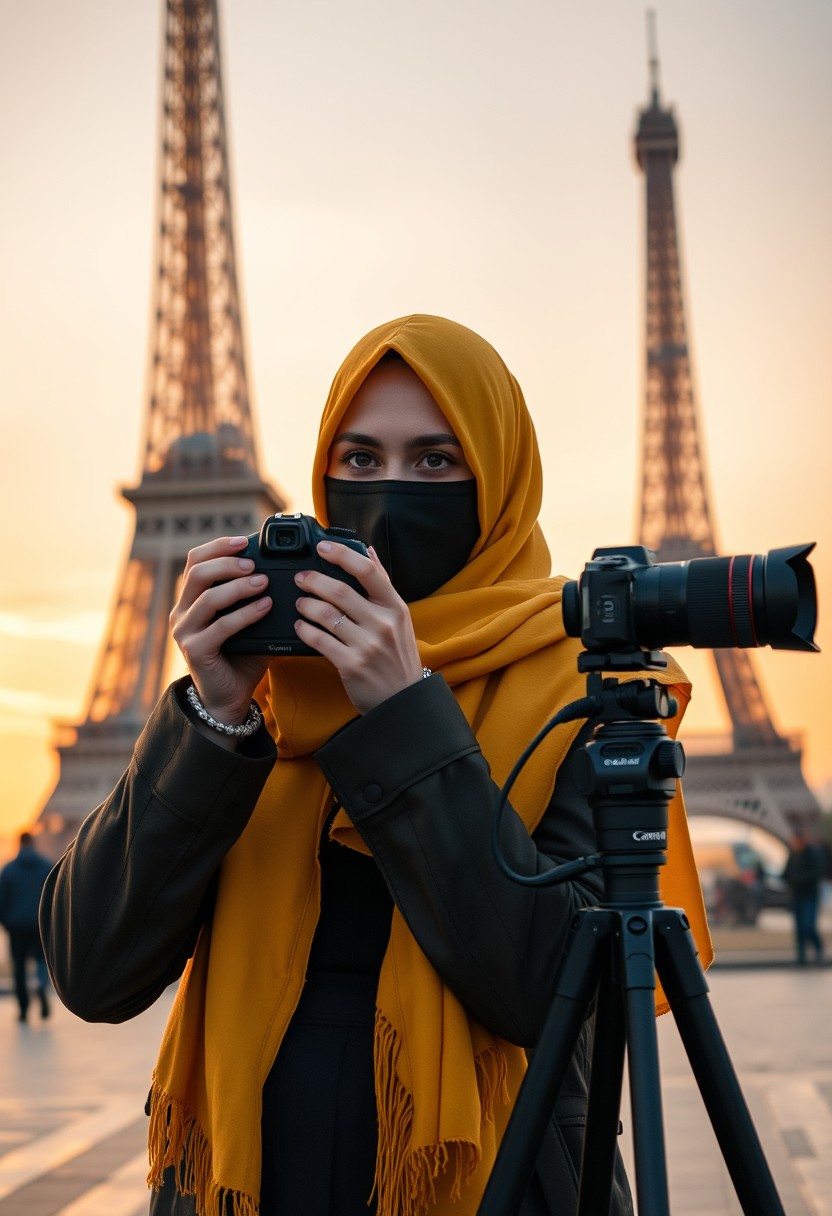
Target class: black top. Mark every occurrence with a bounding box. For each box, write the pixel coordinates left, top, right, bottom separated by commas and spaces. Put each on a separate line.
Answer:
259, 808, 390, 1214
307, 806, 393, 977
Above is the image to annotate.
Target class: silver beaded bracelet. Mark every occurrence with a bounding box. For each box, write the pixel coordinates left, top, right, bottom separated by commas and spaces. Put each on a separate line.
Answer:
186, 683, 263, 739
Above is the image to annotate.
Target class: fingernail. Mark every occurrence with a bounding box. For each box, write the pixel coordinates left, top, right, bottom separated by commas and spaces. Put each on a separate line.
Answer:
230, 536, 248, 545
295, 571, 307, 584
238, 558, 254, 571
317, 540, 331, 553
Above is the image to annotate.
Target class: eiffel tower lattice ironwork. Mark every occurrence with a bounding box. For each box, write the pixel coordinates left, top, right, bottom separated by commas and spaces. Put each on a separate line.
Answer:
633, 37, 820, 843
36, 0, 285, 853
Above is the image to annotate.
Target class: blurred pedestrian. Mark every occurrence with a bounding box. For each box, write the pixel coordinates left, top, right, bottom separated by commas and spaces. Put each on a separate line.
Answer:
782, 827, 825, 966
0, 831, 53, 1021
815, 835, 832, 913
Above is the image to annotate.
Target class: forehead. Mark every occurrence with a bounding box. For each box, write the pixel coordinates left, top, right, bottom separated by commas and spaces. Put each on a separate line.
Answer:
336, 358, 456, 439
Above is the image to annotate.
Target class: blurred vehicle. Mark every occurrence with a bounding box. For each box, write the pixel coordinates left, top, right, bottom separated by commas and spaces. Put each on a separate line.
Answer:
693, 840, 787, 926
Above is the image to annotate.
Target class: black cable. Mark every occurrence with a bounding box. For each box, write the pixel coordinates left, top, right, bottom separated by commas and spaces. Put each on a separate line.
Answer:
491, 694, 603, 887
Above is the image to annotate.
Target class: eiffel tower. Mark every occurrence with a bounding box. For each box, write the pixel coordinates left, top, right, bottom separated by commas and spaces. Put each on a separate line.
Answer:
633, 28, 820, 843
36, 0, 284, 855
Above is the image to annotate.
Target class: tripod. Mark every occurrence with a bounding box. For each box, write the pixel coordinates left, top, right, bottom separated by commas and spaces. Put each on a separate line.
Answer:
480, 657, 785, 1216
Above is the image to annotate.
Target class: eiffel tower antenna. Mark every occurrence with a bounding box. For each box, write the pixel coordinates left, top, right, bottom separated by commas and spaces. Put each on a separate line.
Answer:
633, 15, 820, 841
646, 8, 660, 105
36, 0, 285, 852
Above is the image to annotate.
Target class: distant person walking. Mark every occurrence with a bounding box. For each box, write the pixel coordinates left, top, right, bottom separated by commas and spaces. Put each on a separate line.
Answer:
815, 836, 832, 913
0, 831, 53, 1021
782, 827, 825, 966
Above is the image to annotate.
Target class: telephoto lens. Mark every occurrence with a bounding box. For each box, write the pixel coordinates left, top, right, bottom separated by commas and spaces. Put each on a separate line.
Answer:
562, 543, 818, 654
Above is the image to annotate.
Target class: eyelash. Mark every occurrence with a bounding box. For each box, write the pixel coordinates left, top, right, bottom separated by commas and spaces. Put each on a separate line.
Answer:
339, 449, 457, 472
340, 450, 378, 470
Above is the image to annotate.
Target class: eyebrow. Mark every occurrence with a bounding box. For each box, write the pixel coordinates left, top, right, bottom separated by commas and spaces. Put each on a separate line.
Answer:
331, 430, 462, 449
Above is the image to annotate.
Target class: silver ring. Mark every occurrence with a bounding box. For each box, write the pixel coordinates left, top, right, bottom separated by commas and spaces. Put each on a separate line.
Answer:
331, 614, 348, 629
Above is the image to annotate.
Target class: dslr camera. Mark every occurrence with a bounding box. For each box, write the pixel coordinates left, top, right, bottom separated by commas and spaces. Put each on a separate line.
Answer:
221, 513, 369, 656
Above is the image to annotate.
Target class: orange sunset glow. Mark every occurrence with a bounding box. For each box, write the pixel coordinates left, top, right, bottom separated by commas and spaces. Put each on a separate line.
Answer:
1, 0, 830, 855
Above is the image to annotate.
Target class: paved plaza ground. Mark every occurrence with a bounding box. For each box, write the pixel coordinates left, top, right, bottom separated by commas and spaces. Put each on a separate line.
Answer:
1, 912, 830, 1214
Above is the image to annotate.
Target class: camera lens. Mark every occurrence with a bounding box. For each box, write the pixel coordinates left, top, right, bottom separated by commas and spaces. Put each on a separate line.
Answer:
632, 544, 817, 652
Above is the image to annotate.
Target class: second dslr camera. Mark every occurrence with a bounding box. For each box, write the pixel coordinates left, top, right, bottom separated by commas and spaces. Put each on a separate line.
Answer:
221, 513, 369, 656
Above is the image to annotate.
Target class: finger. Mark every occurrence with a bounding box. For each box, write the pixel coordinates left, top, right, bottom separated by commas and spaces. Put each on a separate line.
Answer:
313, 539, 397, 604
316, 539, 385, 582
182, 535, 251, 574
293, 614, 349, 664
366, 545, 388, 575
292, 575, 381, 647
294, 566, 360, 609
174, 592, 273, 662
295, 594, 354, 638
176, 555, 260, 617
175, 573, 270, 636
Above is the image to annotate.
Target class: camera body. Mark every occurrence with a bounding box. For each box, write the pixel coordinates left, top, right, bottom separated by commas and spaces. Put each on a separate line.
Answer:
221, 513, 369, 656
561, 543, 817, 654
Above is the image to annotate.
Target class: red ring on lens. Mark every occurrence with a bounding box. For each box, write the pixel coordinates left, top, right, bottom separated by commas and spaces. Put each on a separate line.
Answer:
748, 555, 759, 646
727, 555, 739, 646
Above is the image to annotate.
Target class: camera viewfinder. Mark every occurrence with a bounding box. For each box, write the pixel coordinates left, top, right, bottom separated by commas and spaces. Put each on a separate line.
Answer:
263, 522, 306, 554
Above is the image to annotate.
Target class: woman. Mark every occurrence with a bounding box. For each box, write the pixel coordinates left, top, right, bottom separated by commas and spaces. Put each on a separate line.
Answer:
41, 314, 711, 1216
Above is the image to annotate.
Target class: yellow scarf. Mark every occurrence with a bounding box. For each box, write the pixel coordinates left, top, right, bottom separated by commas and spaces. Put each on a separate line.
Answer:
148, 315, 712, 1215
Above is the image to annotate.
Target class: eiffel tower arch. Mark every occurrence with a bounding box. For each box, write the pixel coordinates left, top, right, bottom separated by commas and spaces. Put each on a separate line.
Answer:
36, 0, 285, 855
632, 29, 820, 845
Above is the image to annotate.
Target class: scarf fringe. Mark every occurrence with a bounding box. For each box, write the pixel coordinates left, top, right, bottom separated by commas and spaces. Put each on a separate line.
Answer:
474, 1039, 510, 1122
147, 1079, 259, 1216
373, 1011, 509, 1216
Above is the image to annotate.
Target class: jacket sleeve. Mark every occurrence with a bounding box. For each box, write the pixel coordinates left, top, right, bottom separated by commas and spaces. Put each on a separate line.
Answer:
39, 678, 276, 1024
315, 673, 603, 1047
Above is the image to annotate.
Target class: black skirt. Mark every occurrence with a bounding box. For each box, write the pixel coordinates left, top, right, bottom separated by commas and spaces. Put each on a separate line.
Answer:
259, 972, 379, 1216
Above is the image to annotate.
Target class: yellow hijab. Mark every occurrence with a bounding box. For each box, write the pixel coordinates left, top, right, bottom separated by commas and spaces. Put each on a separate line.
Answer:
148, 315, 712, 1216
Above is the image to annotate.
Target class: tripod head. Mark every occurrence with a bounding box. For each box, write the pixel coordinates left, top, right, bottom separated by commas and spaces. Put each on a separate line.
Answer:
573, 648, 686, 906
492, 646, 685, 902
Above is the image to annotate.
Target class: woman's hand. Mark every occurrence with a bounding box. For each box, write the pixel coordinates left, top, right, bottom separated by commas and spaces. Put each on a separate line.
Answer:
170, 536, 272, 726
293, 542, 424, 714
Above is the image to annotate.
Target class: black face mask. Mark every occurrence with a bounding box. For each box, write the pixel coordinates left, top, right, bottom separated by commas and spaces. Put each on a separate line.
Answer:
324, 477, 479, 603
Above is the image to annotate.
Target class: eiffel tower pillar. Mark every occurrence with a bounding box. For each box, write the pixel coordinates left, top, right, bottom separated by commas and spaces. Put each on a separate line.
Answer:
633, 22, 820, 843
36, 0, 284, 855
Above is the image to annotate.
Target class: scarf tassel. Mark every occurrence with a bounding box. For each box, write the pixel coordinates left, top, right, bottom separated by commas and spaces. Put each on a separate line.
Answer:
145, 1022, 512, 1216
373, 1012, 510, 1216
146, 1080, 258, 1216
474, 1039, 510, 1121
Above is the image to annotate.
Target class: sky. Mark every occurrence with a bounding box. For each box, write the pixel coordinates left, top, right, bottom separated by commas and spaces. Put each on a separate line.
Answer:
0, 0, 830, 847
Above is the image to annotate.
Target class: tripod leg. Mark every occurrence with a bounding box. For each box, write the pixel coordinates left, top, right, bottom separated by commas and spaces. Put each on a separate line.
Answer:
625, 985, 670, 1215
614, 912, 670, 1216
478, 913, 610, 1216
577, 964, 627, 1216
654, 909, 786, 1216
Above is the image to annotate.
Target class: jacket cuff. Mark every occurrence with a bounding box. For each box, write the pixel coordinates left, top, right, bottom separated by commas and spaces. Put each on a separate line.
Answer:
132, 678, 276, 824
315, 674, 480, 821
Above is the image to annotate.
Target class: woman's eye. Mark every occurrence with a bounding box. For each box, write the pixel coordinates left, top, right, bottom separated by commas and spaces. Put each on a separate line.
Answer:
343, 450, 377, 469
420, 451, 454, 470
